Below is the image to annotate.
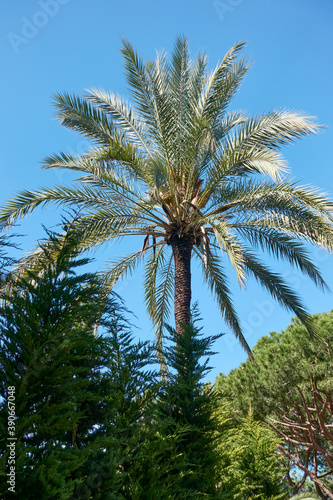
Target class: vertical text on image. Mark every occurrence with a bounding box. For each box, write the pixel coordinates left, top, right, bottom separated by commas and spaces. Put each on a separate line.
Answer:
7, 386, 16, 494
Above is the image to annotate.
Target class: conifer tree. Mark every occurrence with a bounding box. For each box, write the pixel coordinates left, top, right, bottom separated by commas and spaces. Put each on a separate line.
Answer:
74, 306, 177, 499
156, 307, 222, 498
0, 234, 18, 284
216, 310, 333, 497
0, 231, 112, 499
216, 406, 287, 499
0, 226, 186, 499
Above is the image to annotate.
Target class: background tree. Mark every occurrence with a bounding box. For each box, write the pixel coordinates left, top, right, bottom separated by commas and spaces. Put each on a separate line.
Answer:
215, 310, 333, 498
0, 37, 333, 355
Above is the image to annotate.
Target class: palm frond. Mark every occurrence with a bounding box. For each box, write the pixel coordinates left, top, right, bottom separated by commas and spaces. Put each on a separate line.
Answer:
234, 225, 328, 290
100, 250, 144, 290
52, 92, 123, 146
0, 184, 112, 228
205, 146, 287, 198
84, 88, 153, 155
194, 247, 251, 354
243, 251, 316, 335
233, 110, 321, 151
208, 179, 333, 221
120, 38, 160, 139
244, 211, 333, 251
200, 41, 250, 125
213, 110, 248, 143
170, 35, 192, 160
144, 245, 174, 350
188, 48, 208, 112
43, 150, 145, 196
68, 210, 163, 249
209, 220, 246, 286
146, 56, 177, 170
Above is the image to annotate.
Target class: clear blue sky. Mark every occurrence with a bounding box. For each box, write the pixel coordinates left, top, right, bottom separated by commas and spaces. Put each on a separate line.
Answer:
1, 0, 333, 381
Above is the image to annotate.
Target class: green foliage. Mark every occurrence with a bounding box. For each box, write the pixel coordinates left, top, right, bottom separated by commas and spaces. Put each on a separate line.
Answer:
0, 231, 110, 498
216, 310, 333, 420
156, 308, 223, 497
0, 233, 19, 284
84, 310, 184, 500
1, 230, 212, 499
215, 310, 333, 496
216, 406, 287, 499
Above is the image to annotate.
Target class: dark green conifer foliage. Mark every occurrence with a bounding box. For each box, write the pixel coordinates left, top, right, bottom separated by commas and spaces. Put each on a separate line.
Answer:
0, 227, 187, 499
156, 307, 222, 498
68, 298, 190, 500
0, 230, 111, 499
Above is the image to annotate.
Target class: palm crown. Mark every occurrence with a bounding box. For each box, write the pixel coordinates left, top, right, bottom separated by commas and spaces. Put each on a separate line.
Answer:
1, 36, 333, 352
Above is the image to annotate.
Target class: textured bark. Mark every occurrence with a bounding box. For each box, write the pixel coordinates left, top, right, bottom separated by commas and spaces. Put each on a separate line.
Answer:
171, 236, 192, 335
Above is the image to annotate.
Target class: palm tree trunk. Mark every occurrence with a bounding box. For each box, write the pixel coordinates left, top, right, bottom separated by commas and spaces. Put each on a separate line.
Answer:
170, 237, 192, 334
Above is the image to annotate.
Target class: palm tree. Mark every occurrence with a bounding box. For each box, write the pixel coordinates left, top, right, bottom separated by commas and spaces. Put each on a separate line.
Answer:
1, 37, 333, 353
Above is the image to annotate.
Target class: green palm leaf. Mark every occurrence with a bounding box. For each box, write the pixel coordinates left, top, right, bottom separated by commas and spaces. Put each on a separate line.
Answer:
194, 247, 251, 354
85, 88, 152, 155
243, 251, 315, 334
144, 245, 174, 350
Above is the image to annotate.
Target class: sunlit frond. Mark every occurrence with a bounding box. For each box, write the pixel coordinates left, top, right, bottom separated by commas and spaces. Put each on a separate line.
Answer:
200, 41, 249, 126
207, 180, 333, 221
121, 38, 160, 142
84, 88, 152, 155
233, 225, 328, 290
233, 110, 321, 151
0, 184, 111, 228
53, 92, 123, 146
209, 222, 246, 286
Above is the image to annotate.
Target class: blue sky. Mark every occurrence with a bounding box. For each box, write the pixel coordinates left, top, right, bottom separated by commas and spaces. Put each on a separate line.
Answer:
1, 0, 333, 381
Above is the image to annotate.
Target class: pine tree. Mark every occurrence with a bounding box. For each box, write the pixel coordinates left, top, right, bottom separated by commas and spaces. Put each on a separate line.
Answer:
79, 305, 185, 500
216, 310, 333, 497
0, 231, 112, 499
156, 307, 222, 498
